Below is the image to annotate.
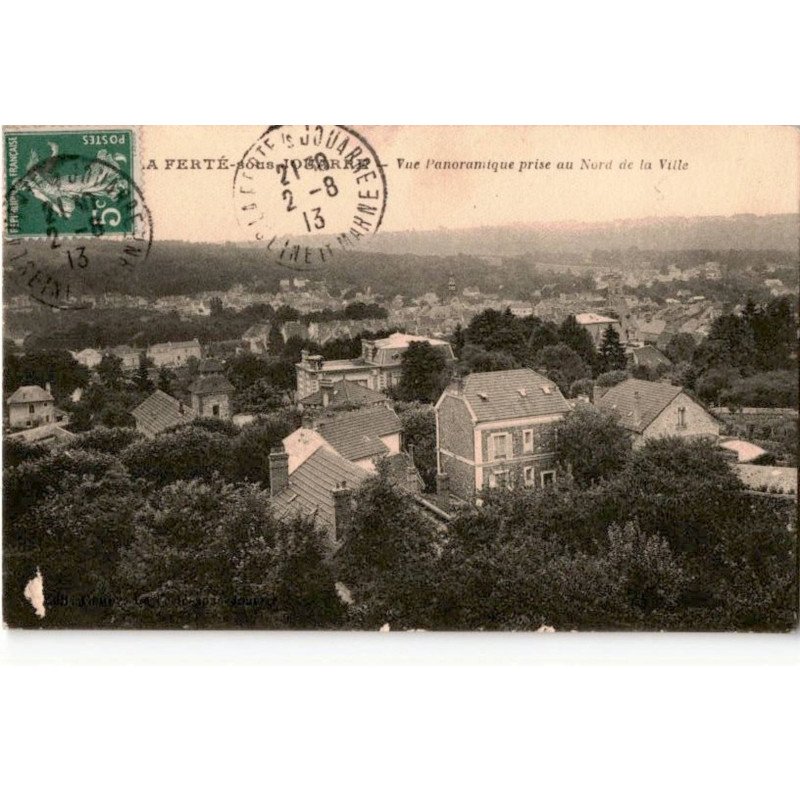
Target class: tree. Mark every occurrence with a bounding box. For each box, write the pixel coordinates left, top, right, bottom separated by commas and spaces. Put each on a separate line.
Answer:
396, 341, 450, 403
559, 315, 596, 365
396, 402, 437, 492
5, 466, 142, 628
718, 370, 799, 409
570, 378, 595, 398
595, 369, 629, 388
267, 323, 285, 356
535, 344, 589, 395
69, 426, 143, 455
451, 323, 465, 358
232, 378, 284, 415
597, 325, 627, 373
335, 465, 441, 630
4, 448, 125, 529
555, 405, 633, 487
120, 426, 233, 488
695, 366, 740, 405
664, 332, 696, 364
459, 343, 519, 373
157, 366, 175, 394
97, 353, 124, 390
4, 349, 90, 403
225, 351, 272, 391
226, 413, 297, 487
134, 355, 154, 393
115, 478, 341, 629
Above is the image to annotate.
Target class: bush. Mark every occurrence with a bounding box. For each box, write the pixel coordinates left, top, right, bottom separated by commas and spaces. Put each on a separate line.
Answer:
68, 426, 144, 455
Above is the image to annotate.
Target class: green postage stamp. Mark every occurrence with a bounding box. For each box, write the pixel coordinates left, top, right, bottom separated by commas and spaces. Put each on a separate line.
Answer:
5, 128, 136, 237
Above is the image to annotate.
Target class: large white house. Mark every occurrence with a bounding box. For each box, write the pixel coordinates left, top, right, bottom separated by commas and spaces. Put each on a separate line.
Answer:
295, 332, 455, 397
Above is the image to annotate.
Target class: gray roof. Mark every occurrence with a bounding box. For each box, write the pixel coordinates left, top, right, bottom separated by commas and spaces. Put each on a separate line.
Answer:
131, 390, 196, 437
453, 369, 569, 423
596, 378, 683, 433
632, 345, 672, 369
271, 447, 369, 533
148, 339, 201, 352
7, 385, 53, 404
315, 405, 402, 461
300, 379, 386, 409
188, 374, 234, 395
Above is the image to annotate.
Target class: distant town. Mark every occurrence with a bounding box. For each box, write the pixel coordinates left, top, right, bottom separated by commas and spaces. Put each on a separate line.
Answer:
4, 243, 798, 631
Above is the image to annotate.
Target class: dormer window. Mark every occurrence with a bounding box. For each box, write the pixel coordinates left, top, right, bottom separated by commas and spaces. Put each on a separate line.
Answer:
517, 388, 527, 397
541, 386, 552, 395
477, 392, 488, 401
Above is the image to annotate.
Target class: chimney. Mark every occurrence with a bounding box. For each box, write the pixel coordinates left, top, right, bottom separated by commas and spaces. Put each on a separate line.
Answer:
320, 378, 334, 407
632, 390, 642, 430
45, 381, 52, 395
453, 374, 464, 395
436, 472, 450, 512
592, 384, 608, 404
332, 481, 354, 541
269, 447, 289, 496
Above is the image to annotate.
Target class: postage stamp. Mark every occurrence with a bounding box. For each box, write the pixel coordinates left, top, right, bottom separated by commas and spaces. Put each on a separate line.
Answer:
3, 128, 153, 309
5, 129, 136, 237
233, 125, 387, 270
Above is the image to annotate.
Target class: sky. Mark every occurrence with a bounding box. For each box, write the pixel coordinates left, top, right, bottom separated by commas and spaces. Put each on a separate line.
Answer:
137, 126, 799, 242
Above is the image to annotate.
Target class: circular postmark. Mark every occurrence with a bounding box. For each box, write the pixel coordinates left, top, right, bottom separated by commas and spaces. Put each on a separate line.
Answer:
5, 153, 153, 310
232, 125, 387, 270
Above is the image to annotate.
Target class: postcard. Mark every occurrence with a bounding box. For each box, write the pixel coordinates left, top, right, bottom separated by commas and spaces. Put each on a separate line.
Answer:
3, 125, 797, 630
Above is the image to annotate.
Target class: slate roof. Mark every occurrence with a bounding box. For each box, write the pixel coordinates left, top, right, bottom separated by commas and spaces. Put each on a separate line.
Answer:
131, 390, 196, 437
300, 379, 387, 409
449, 369, 570, 423
271, 447, 369, 533
197, 358, 224, 373
7, 385, 53, 404
188, 373, 234, 395
595, 378, 683, 434
634, 318, 668, 336
242, 323, 272, 339
315, 405, 402, 461
631, 345, 672, 369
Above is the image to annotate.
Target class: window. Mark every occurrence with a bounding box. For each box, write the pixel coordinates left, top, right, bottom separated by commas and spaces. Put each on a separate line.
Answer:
490, 433, 509, 461
541, 470, 556, 488
522, 429, 533, 454
677, 406, 687, 429
489, 469, 510, 489
524, 466, 534, 486
28, 404, 34, 414
212, 404, 220, 417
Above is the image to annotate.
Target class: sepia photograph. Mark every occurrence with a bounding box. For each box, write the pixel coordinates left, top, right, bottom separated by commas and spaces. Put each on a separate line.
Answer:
3, 125, 798, 632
